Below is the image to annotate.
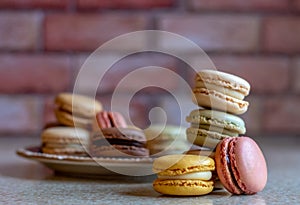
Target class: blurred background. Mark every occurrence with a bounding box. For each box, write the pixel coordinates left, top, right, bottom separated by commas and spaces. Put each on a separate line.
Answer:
0, 0, 299, 138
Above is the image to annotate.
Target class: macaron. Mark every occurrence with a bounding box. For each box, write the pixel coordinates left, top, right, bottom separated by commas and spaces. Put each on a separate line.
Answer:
215, 137, 267, 195
90, 128, 149, 157
41, 127, 90, 156
144, 125, 191, 156
186, 109, 246, 149
55, 93, 102, 129
153, 154, 215, 196
193, 70, 250, 115
95, 111, 127, 130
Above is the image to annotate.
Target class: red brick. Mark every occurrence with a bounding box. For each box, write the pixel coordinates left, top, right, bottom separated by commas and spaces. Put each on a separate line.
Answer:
43, 96, 57, 125
293, 57, 300, 93
0, 0, 69, 9
263, 97, 300, 133
210, 55, 290, 94
159, 15, 260, 52
263, 17, 300, 53
78, 0, 174, 9
0, 12, 41, 51
291, 0, 300, 11
0, 96, 41, 134
188, 0, 288, 11
74, 53, 179, 93
0, 55, 71, 93
240, 96, 262, 134
45, 14, 147, 51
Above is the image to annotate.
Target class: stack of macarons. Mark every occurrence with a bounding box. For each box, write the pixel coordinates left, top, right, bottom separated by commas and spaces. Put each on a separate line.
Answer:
41, 93, 103, 156
90, 111, 149, 157
152, 71, 267, 196
152, 136, 267, 196
144, 125, 191, 157
186, 70, 250, 156
54, 93, 103, 129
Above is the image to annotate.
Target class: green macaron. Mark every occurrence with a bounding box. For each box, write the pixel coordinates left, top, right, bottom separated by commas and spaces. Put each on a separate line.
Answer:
186, 109, 246, 149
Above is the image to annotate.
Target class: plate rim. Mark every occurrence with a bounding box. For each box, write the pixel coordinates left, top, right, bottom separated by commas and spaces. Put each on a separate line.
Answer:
16, 145, 155, 166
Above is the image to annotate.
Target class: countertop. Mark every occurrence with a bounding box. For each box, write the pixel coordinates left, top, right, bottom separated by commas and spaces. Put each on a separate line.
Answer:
0, 136, 299, 205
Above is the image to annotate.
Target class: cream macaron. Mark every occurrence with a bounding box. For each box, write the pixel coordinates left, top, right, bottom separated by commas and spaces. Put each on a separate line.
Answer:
55, 93, 102, 129
41, 127, 90, 156
144, 125, 191, 156
193, 70, 250, 115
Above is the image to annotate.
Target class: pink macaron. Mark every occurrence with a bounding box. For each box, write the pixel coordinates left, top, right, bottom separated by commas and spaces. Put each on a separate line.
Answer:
215, 136, 267, 195
96, 111, 127, 129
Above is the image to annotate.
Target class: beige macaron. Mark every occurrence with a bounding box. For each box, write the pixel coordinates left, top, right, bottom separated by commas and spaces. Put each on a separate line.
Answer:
41, 127, 90, 156
144, 125, 191, 156
55, 93, 102, 129
193, 70, 250, 115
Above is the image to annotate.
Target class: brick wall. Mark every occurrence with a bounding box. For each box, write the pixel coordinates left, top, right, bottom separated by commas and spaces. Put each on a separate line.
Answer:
0, 0, 299, 137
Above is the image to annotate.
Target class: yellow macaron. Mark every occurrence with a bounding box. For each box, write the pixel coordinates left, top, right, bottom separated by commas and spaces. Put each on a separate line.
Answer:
152, 154, 215, 196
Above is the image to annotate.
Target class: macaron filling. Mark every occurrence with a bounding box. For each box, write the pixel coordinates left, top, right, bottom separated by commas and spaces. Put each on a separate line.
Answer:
225, 142, 244, 194
186, 111, 246, 134
195, 70, 250, 96
93, 138, 146, 148
191, 124, 239, 137
56, 107, 89, 119
158, 171, 212, 180
193, 88, 249, 109
195, 81, 245, 100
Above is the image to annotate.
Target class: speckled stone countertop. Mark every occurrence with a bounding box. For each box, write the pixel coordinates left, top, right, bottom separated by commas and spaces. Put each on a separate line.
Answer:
1, 136, 299, 204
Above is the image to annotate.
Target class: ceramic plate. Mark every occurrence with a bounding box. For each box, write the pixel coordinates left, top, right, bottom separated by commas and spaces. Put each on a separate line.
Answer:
16, 146, 155, 176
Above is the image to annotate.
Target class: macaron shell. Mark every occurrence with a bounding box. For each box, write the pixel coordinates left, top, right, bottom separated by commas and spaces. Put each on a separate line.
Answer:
90, 128, 149, 157
55, 109, 92, 129
41, 127, 89, 155
186, 109, 246, 134
109, 112, 127, 128
96, 111, 112, 128
196, 124, 239, 137
215, 137, 268, 195
146, 140, 190, 155
90, 144, 149, 157
153, 179, 214, 196
196, 70, 250, 96
96, 111, 128, 129
55, 93, 102, 117
186, 127, 229, 149
42, 127, 89, 142
100, 128, 147, 142
144, 125, 186, 141
193, 88, 249, 115
195, 81, 245, 100
230, 137, 268, 194
215, 137, 242, 194
153, 154, 215, 175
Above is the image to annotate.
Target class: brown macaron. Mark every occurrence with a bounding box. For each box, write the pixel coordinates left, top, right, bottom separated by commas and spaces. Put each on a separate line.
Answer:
90, 128, 149, 157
